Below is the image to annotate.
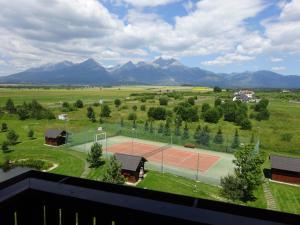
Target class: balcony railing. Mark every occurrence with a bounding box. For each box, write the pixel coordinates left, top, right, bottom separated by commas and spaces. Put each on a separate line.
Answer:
0, 170, 299, 225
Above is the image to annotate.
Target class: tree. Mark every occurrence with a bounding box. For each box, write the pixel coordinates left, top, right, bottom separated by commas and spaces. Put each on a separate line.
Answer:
101, 105, 111, 117
87, 106, 96, 122
114, 99, 121, 108
132, 105, 137, 111
140, 105, 146, 111
148, 107, 167, 120
201, 103, 210, 113
194, 125, 201, 140
255, 108, 270, 121
220, 175, 244, 201
6, 130, 19, 145
5, 98, 15, 114
74, 99, 84, 108
102, 155, 125, 184
17, 107, 30, 120
213, 86, 222, 92
182, 122, 189, 139
158, 123, 164, 134
221, 145, 265, 201
174, 102, 199, 122
187, 97, 195, 105
250, 133, 255, 144
120, 117, 124, 127
222, 101, 238, 122
28, 129, 34, 139
254, 98, 269, 112
144, 120, 149, 132
214, 98, 222, 107
128, 112, 137, 121
1, 141, 9, 152
163, 119, 171, 136
197, 126, 210, 146
231, 129, 240, 149
62, 102, 70, 108
203, 108, 221, 123
1, 123, 8, 132
159, 97, 168, 106
149, 120, 154, 133
214, 127, 224, 144
175, 125, 181, 136
86, 143, 103, 168
240, 119, 252, 130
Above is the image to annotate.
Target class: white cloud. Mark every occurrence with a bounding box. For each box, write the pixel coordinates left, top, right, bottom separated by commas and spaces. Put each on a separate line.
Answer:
270, 57, 283, 62
201, 53, 254, 66
271, 66, 286, 72
264, 0, 300, 53
119, 0, 178, 7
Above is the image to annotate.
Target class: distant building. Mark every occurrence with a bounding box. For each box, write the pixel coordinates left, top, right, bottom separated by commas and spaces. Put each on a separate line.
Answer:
45, 129, 67, 146
270, 155, 300, 185
233, 90, 255, 102
115, 153, 146, 183
58, 114, 68, 121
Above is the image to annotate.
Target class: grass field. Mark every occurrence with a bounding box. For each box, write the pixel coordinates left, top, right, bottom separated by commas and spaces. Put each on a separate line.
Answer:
0, 86, 299, 214
137, 171, 267, 209
269, 182, 300, 214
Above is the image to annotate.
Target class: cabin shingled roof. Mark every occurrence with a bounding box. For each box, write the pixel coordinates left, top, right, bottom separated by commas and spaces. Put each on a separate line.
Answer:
270, 155, 300, 173
115, 153, 146, 171
45, 129, 66, 138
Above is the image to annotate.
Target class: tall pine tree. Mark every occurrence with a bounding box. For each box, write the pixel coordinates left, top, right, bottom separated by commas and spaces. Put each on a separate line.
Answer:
231, 129, 240, 149
214, 127, 224, 144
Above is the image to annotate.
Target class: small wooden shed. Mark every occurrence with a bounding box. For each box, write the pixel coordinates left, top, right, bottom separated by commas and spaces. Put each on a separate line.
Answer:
45, 129, 67, 146
270, 155, 300, 185
115, 153, 146, 183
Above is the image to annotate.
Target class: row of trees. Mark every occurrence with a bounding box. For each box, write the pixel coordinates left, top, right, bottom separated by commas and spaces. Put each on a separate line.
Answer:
4, 98, 55, 120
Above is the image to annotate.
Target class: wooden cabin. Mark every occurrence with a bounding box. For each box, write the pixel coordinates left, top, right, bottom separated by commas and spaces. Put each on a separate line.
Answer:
270, 155, 300, 185
115, 153, 146, 183
45, 129, 67, 146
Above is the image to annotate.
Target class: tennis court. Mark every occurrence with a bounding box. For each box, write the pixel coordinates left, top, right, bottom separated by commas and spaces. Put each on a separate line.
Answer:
71, 135, 234, 185
107, 142, 219, 172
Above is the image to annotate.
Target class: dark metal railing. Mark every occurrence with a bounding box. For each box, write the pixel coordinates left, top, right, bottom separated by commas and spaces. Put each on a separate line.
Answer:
0, 170, 299, 225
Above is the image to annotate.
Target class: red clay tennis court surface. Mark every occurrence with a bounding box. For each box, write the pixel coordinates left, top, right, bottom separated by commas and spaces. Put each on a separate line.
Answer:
107, 142, 220, 172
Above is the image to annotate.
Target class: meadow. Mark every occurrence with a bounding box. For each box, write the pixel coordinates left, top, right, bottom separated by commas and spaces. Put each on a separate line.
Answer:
0, 86, 300, 214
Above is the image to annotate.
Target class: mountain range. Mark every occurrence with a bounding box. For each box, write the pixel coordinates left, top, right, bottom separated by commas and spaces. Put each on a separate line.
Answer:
1, 57, 300, 88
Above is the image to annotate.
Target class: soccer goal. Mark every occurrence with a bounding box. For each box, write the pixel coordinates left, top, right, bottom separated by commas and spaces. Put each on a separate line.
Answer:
94, 131, 108, 156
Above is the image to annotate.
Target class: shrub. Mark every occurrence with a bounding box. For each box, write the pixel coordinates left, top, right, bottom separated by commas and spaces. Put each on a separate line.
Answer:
240, 119, 252, 130
281, 133, 293, 142
6, 130, 19, 145
74, 99, 84, 108
128, 112, 137, 121
100, 105, 111, 117
140, 105, 146, 111
28, 129, 34, 139
148, 107, 167, 120
1, 123, 8, 132
114, 99, 121, 108
184, 143, 195, 148
1, 141, 9, 152
159, 97, 168, 106
187, 97, 195, 105
132, 105, 137, 111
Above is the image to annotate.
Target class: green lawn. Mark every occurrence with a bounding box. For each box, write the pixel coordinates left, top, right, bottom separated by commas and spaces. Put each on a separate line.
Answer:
270, 182, 300, 215
137, 171, 267, 209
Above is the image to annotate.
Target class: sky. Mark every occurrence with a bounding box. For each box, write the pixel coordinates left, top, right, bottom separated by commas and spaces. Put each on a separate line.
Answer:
0, 0, 300, 76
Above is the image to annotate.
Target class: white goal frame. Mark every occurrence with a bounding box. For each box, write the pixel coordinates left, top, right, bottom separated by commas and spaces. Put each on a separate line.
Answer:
94, 131, 108, 155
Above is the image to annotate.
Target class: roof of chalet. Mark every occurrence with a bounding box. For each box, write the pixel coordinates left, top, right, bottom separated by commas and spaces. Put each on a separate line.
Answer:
45, 129, 66, 138
115, 153, 146, 171
270, 155, 300, 173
